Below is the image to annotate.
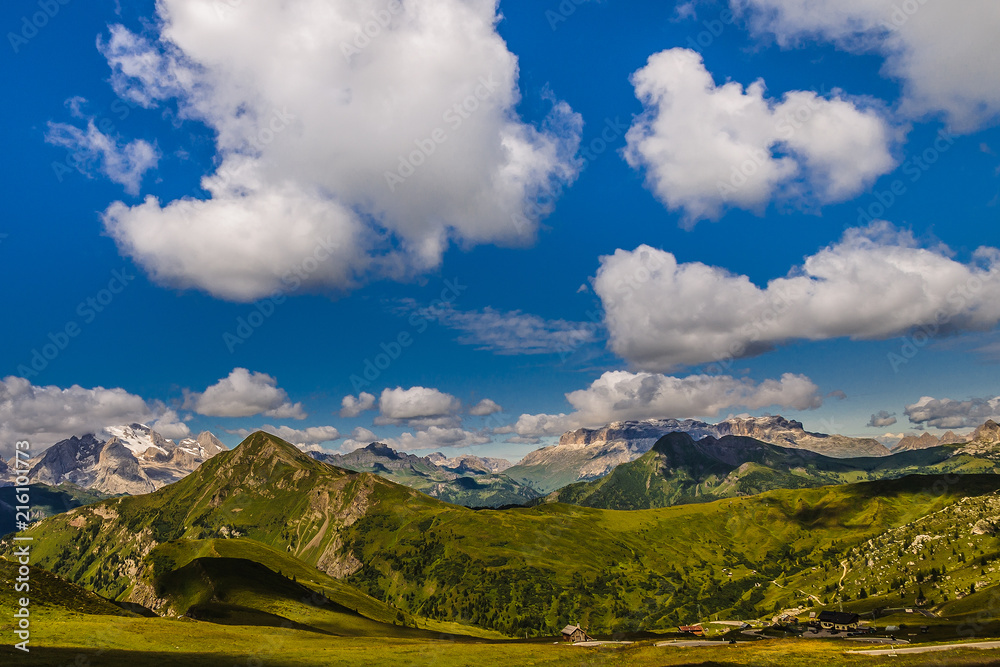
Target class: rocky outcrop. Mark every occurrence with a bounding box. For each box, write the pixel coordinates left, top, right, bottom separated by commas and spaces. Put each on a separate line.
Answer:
91, 438, 157, 495
892, 432, 943, 453
178, 431, 227, 459
973, 420, 1000, 445
556, 419, 717, 450
958, 420, 1000, 457
713, 416, 889, 458
26, 434, 106, 487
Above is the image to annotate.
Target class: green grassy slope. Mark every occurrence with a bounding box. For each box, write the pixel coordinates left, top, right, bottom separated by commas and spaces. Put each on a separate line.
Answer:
758, 489, 1000, 619
545, 432, 999, 510
9, 431, 1000, 638
339, 473, 1000, 635
0, 558, 128, 617
139, 537, 503, 638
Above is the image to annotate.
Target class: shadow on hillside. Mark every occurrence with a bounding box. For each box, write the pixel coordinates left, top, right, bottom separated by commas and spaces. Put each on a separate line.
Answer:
0, 646, 740, 667
790, 474, 1000, 528
0, 646, 305, 667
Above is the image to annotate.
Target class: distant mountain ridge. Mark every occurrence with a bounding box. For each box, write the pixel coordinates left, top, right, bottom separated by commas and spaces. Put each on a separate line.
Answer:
426, 451, 513, 475
546, 421, 1000, 510
891, 430, 966, 453
310, 443, 534, 507
506, 415, 890, 493
3, 424, 227, 495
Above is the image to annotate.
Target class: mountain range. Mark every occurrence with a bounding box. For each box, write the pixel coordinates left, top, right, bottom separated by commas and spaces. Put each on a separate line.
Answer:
505, 415, 892, 493
545, 424, 1000, 510
8, 430, 1000, 639
891, 430, 967, 452
309, 442, 537, 507
3, 416, 991, 507
2, 424, 227, 495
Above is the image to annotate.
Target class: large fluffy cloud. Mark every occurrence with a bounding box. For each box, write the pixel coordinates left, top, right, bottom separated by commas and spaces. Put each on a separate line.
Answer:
184, 368, 305, 419
624, 48, 895, 223
96, 0, 581, 301
509, 370, 822, 439
731, 0, 1000, 132
595, 222, 1000, 370
376, 386, 461, 428
904, 395, 1000, 430
0, 376, 188, 456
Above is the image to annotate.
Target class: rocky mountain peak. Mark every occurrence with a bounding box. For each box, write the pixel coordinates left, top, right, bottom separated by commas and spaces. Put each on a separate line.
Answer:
92, 438, 157, 495
363, 442, 400, 458
973, 420, 1000, 444
10, 425, 226, 494
891, 431, 944, 453
195, 431, 227, 456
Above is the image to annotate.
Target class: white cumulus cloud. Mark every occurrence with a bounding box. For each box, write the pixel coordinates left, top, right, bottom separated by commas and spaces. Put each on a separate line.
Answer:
595, 222, 1000, 370
95, 0, 581, 301
624, 48, 896, 223
904, 395, 1000, 430
731, 0, 1000, 132
376, 386, 461, 428
185, 368, 306, 419
340, 392, 376, 418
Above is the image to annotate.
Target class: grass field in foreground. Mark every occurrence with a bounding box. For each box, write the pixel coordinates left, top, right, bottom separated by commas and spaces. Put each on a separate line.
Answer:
4, 610, 1000, 667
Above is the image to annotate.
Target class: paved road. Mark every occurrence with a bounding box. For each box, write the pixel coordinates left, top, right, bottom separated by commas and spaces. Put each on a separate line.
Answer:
656, 640, 743, 647
571, 640, 633, 647
846, 640, 1000, 656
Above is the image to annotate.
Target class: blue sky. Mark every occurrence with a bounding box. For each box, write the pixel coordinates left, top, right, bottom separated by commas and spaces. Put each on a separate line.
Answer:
2, 0, 999, 460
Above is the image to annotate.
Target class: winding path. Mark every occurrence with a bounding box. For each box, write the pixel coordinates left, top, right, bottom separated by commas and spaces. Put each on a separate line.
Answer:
846, 640, 1000, 656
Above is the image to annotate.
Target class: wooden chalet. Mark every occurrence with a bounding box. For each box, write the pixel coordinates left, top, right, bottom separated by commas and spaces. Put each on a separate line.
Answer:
561, 624, 591, 643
